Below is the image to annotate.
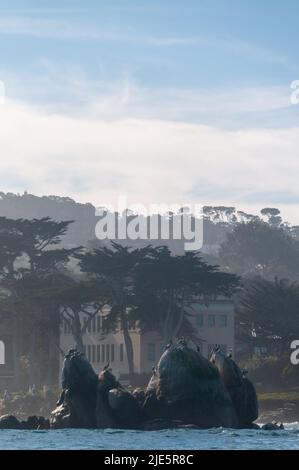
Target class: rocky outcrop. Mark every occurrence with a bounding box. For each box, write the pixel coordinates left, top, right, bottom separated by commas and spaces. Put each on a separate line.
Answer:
210, 350, 258, 427
0, 414, 49, 430
261, 422, 284, 430
132, 388, 146, 407
143, 342, 238, 428
48, 345, 261, 430
0, 414, 21, 429
96, 368, 143, 429
50, 349, 98, 429
96, 368, 121, 428
20, 415, 50, 430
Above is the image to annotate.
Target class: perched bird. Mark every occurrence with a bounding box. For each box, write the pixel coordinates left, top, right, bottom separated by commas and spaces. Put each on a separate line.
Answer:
227, 348, 233, 358
242, 369, 248, 378
152, 366, 157, 375
103, 362, 110, 371
165, 339, 173, 350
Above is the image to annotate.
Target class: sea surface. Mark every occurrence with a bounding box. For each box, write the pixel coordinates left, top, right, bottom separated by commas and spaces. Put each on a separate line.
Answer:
0, 423, 298, 450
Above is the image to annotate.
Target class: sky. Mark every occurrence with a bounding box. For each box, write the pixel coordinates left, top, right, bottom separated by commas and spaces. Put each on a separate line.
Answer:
0, 0, 299, 222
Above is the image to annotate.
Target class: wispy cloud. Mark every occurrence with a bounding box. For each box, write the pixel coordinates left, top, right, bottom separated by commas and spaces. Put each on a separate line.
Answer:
1, 62, 292, 128
0, 16, 288, 65
1, 95, 299, 222
0, 17, 199, 45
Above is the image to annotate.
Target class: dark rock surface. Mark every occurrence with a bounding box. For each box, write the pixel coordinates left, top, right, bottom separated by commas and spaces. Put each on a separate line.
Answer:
143, 343, 238, 428
0, 414, 49, 430
20, 415, 50, 430
43, 345, 261, 430
261, 422, 284, 430
96, 368, 121, 428
50, 349, 98, 429
0, 414, 21, 429
210, 350, 258, 428
96, 368, 143, 428
132, 388, 146, 407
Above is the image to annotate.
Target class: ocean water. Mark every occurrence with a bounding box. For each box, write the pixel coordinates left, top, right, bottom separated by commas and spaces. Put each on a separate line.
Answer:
0, 423, 298, 450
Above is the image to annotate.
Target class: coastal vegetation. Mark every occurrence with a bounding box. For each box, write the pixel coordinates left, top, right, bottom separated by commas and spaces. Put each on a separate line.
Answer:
1, 195, 299, 395
0, 214, 238, 386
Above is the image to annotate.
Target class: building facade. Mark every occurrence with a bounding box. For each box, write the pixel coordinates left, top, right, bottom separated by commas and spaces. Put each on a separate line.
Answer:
0, 321, 15, 389
59, 300, 234, 380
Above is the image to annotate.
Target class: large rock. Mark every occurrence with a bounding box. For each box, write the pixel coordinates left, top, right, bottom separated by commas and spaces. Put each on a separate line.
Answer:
143, 343, 238, 428
210, 350, 258, 427
96, 368, 143, 428
50, 349, 98, 429
0, 414, 21, 429
261, 422, 284, 430
0, 414, 49, 430
20, 415, 50, 430
96, 368, 120, 428
108, 388, 143, 428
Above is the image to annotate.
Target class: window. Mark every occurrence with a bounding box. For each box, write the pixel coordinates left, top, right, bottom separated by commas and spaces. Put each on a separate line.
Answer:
208, 314, 215, 327
111, 344, 115, 362
196, 314, 204, 327
147, 343, 156, 362
87, 345, 91, 362
218, 314, 227, 327
120, 343, 124, 362
92, 345, 96, 363
101, 344, 105, 363
106, 344, 110, 363
97, 345, 101, 363
254, 346, 267, 356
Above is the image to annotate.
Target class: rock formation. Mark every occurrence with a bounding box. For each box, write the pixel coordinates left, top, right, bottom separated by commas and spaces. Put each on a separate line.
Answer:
1, 344, 263, 430
50, 349, 98, 428
210, 349, 258, 428
96, 368, 143, 428
0, 414, 49, 430
143, 342, 238, 428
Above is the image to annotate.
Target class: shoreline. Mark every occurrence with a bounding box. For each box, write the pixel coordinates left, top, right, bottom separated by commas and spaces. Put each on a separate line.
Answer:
258, 398, 299, 424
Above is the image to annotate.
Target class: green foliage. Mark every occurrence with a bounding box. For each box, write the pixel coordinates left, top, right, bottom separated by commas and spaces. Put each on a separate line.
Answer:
281, 364, 299, 386
220, 220, 299, 279
236, 277, 299, 343
0, 216, 79, 388
133, 246, 239, 340
242, 354, 293, 389
258, 391, 299, 402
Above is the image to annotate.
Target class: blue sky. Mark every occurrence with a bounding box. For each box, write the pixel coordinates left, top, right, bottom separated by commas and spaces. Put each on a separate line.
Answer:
0, 1, 299, 221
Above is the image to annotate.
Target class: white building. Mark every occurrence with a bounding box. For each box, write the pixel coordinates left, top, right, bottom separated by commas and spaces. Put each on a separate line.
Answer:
60, 299, 234, 380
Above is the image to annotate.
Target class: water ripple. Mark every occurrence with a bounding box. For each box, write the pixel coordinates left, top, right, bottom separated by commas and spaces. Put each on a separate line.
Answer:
0, 424, 298, 450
